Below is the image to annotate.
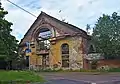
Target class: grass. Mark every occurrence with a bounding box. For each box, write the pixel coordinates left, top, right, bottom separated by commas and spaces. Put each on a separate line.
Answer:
0, 70, 45, 83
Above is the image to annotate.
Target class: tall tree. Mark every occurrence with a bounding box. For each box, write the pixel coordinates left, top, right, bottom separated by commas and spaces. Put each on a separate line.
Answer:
0, 2, 18, 69
92, 12, 120, 59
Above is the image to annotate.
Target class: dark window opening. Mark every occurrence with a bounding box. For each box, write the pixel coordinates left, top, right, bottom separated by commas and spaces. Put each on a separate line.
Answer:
26, 56, 29, 68
42, 55, 49, 68
61, 43, 69, 67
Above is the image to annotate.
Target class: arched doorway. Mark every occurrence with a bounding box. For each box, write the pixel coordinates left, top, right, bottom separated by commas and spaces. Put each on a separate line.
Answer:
61, 43, 69, 68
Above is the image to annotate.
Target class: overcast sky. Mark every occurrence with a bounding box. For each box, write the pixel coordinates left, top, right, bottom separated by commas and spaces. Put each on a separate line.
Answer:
1, 0, 120, 41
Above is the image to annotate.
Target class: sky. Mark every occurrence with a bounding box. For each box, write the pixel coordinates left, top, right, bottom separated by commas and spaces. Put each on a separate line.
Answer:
1, 0, 120, 41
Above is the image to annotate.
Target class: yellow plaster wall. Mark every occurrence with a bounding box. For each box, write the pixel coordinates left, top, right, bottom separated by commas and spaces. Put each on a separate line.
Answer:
50, 38, 71, 65
24, 43, 42, 68
50, 36, 84, 68
24, 36, 84, 69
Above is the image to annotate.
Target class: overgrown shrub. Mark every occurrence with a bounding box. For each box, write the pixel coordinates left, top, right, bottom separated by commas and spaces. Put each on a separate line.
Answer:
97, 65, 110, 71
108, 68, 120, 72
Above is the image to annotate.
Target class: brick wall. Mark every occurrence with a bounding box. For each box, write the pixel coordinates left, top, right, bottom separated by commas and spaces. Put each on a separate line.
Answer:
97, 59, 120, 68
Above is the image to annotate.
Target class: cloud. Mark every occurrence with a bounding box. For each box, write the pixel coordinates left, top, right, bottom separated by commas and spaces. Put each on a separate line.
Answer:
1, 0, 120, 41
40, 0, 120, 28
1, 0, 40, 41
18, 0, 41, 9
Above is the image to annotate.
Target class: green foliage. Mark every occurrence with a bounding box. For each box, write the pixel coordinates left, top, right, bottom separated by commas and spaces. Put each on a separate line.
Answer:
88, 45, 95, 53
34, 67, 120, 72
108, 68, 120, 72
34, 68, 63, 72
97, 66, 120, 72
0, 2, 18, 68
92, 12, 120, 58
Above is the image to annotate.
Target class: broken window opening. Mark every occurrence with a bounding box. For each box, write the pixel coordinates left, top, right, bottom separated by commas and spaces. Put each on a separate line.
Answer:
37, 28, 52, 51
37, 40, 50, 50
39, 28, 52, 39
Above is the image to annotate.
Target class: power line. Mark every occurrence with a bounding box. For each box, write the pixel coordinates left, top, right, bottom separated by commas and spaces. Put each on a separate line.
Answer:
6, 0, 37, 18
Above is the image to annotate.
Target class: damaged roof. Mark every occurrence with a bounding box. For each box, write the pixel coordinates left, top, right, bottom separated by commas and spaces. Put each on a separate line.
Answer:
20, 11, 89, 45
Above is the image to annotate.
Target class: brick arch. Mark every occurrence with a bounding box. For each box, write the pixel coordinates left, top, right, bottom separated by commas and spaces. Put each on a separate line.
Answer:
31, 23, 55, 40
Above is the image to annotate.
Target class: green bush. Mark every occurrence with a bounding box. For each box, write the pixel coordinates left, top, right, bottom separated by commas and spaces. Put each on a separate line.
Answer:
33, 66, 120, 72
35, 68, 63, 72
108, 68, 120, 72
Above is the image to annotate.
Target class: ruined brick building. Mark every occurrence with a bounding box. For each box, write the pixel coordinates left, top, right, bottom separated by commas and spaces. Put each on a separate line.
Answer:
19, 12, 91, 70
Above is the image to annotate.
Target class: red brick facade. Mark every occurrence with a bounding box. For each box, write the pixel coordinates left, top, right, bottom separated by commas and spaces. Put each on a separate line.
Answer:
97, 59, 120, 68
84, 59, 120, 69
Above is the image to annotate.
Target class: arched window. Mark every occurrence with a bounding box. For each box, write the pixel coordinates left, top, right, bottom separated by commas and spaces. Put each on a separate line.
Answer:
39, 28, 52, 39
37, 28, 52, 50
61, 43, 69, 67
